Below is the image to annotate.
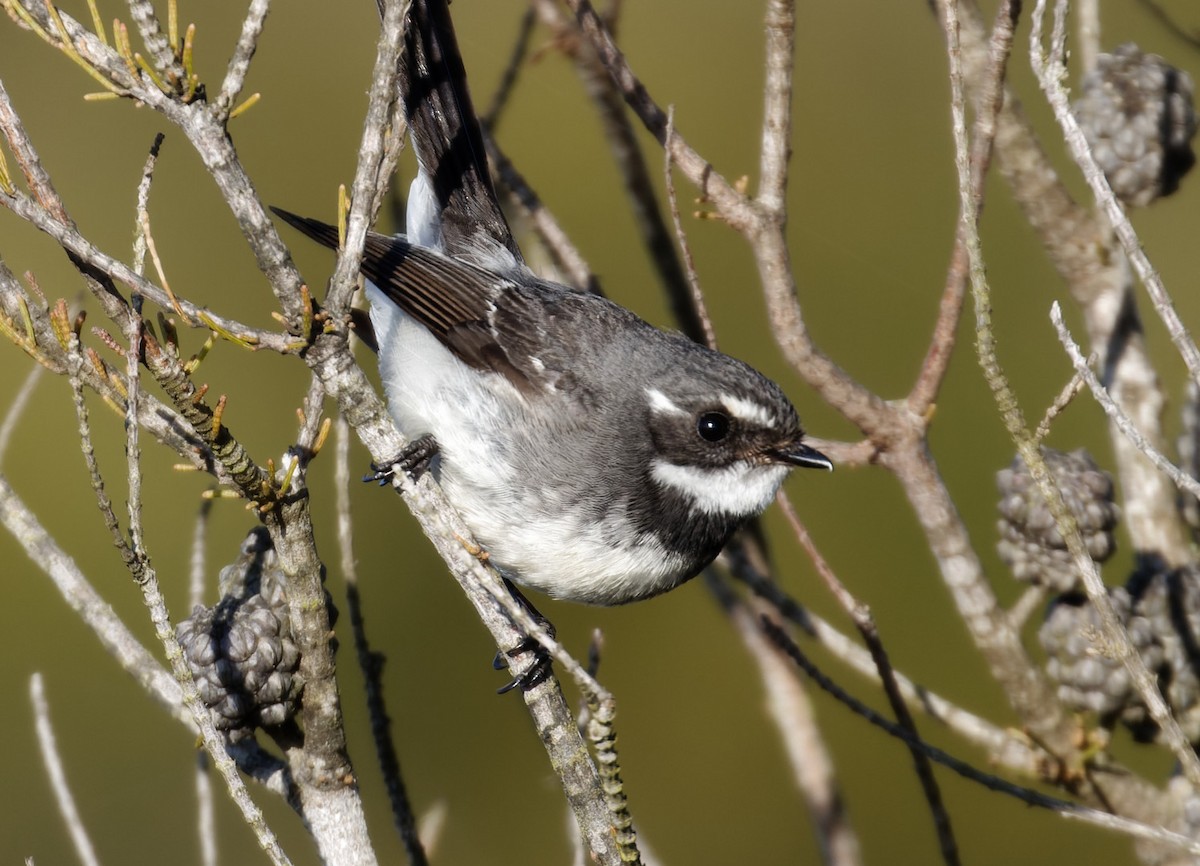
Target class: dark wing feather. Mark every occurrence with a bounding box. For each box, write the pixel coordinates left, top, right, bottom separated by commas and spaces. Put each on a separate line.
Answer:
271, 207, 541, 393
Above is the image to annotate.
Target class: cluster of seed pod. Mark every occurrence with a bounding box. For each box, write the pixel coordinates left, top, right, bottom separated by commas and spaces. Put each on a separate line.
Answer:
1038, 564, 1200, 744
996, 443, 1200, 744
1074, 42, 1196, 207
176, 528, 301, 737
995, 448, 1119, 594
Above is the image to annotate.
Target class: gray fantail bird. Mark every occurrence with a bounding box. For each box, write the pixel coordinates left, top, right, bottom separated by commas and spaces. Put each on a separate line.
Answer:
272, 0, 831, 607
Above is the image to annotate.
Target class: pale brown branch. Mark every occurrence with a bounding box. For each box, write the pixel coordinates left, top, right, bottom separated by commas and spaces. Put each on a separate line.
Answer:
909, 0, 1019, 414
757, 0, 794, 216
707, 572, 862, 866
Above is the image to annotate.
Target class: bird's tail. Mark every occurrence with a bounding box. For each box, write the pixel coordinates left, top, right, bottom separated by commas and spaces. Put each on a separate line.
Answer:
400, 0, 521, 265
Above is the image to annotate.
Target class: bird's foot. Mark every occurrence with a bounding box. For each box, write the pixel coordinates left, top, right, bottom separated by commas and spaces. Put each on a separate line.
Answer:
494, 579, 556, 694
363, 434, 438, 485
493, 635, 554, 695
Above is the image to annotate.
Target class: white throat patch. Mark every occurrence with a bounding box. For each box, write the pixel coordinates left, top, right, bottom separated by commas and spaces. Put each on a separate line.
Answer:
651, 458, 788, 517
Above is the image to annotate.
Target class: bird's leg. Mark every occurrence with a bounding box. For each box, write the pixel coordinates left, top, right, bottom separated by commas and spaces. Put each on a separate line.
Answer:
364, 434, 439, 485
494, 578, 556, 695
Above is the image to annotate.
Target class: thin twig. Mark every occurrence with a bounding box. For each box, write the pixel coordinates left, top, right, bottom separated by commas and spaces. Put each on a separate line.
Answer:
1135, 0, 1200, 48
480, 3, 537, 131
726, 549, 1049, 773
537, 0, 704, 337
0, 472, 186, 720
0, 185, 296, 352
562, 0, 758, 233
583, 699, 641, 864
756, 0, 795, 216
67, 336, 295, 866
30, 673, 102, 866
216, 0, 270, 120
124, 0, 186, 87
485, 135, 600, 294
707, 572, 862, 866
1034, 368, 1088, 444
761, 619, 1200, 857
1052, 304, 1200, 502
335, 415, 428, 866
909, 0, 1019, 414
1007, 585, 1047, 631
188, 500, 216, 866
1029, 0, 1200, 388
324, 0, 410, 319
3, 0, 305, 323
664, 106, 716, 350
1076, 0, 1100, 74
776, 494, 960, 866
0, 363, 42, 464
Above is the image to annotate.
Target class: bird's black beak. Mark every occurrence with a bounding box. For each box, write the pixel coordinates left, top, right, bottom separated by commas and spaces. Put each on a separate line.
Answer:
771, 441, 834, 471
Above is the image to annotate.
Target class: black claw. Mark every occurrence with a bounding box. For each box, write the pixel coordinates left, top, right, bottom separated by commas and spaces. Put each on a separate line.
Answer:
494, 636, 554, 695
363, 434, 439, 486
494, 579, 556, 694
363, 464, 395, 486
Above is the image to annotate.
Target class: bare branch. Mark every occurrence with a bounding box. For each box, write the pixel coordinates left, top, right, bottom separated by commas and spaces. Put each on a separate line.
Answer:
952, 0, 1200, 788
480, 3, 536, 131
486, 135, 599, 293
1029, 0, 1200, 387
1076, 0, 1100, 73
324, 0, 410, 319
757, 0, 795, 216
335, 416, 428, 866
761, 619, 1200, 858
664, 107, 715, 350
708, 572, 862, 866
30, 674, 101, 866
777, 494, 960, 866
534, 0, 702, 333
1052, 303, 1200, 503
215, 0, 270, 119
0, 184, 297, 352
0, 473, 186, 720
909, 0, 1018, 413
561, 0, 757, 231
0, 362, 42, 464
187, 501, 217, 866
124, 0, 186, 87
728, 551, 1050, 773
1034, 369, 1088, 444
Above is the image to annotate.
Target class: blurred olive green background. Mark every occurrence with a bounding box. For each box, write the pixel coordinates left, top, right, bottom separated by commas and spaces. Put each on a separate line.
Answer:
2, 1, 1199, 863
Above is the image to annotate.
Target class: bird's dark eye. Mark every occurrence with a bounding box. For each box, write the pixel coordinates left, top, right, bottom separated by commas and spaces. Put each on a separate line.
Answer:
697, 411, 730, 443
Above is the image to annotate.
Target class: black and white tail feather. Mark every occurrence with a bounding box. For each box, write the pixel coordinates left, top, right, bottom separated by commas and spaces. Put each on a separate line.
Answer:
396, 0, 522, 267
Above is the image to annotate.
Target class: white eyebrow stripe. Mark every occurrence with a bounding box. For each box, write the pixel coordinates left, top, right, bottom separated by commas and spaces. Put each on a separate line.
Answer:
721, 394, 774, 427
646, 387, 686, 415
